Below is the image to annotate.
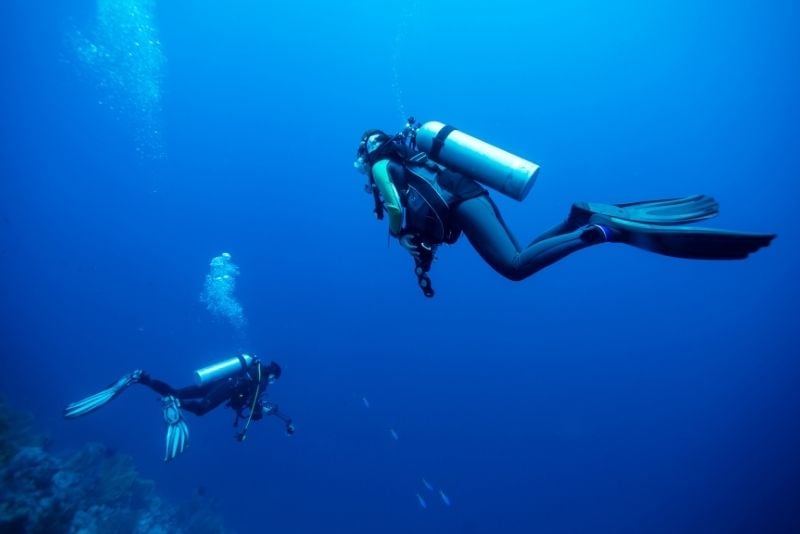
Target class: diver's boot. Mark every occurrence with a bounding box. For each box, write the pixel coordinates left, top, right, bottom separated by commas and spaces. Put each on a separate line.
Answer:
162, 395, 189, 462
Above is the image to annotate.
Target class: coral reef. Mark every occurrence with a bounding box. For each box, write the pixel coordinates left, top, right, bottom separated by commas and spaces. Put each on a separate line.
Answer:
0, 398, 227, 533
0, 397, 49, 466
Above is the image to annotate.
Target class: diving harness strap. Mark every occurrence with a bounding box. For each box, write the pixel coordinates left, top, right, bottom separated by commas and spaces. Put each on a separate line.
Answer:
235, 362, 262, 442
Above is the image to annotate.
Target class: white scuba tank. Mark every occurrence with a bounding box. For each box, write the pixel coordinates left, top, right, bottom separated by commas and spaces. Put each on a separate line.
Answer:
194, 353, 254, 386
414, 121, 540, 201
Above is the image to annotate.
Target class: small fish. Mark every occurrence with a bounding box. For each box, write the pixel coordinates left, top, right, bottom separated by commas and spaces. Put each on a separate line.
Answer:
422, 478, 433, 491
362, 397, 370, 408
389, 428, 399, 441
416, 493, 427, 509
439, 490, 451, 507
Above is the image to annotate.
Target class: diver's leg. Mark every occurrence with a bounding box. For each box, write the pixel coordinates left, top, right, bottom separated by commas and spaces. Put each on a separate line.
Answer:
453, 195, 600, 281
139, 376, 213, 399
138, 374, 179, 396
179, 380, 233, 416
528, 220, 577, 244
171, 385, 209, 399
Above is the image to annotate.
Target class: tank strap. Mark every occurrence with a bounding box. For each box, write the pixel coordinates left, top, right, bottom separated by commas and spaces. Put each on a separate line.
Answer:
429, 125, 456, 160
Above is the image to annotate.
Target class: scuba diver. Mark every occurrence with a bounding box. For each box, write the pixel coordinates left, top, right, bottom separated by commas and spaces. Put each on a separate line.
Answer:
64, 354, 295, 461
354, 118, 776, 297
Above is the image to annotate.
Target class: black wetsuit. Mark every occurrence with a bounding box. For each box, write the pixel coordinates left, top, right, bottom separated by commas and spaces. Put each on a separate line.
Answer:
387, 158, 598, 281
139, 363, 293, 431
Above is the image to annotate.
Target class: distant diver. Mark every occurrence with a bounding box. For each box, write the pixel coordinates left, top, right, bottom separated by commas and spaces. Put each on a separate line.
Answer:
64, 354, 295, 461
354, 118, 776, 297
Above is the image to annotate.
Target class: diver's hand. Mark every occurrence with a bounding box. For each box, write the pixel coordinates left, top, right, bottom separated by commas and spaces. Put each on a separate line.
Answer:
399, 232, 428, 258
399, 233, 419, 257
260, 401, 275, 415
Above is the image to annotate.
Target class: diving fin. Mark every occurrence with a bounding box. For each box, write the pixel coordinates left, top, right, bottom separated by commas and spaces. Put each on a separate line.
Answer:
162, 395, 189, 462
592, 215, 776, 260
64, 370, 143, 418
570, 195, 720, 226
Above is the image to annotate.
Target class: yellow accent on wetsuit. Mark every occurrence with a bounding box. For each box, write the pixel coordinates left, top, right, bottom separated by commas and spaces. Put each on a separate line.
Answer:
371, 159, 403, 236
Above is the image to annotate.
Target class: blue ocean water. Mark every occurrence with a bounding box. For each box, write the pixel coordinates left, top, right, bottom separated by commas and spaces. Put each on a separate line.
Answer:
1, 0, 799, 532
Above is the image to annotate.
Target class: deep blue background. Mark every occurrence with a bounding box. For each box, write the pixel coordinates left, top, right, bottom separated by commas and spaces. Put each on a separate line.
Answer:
1, 0, 799, 532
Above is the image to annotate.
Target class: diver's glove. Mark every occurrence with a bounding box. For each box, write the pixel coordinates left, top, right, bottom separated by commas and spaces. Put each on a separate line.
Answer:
162, 395, 189, 462
64, 369, 143, 418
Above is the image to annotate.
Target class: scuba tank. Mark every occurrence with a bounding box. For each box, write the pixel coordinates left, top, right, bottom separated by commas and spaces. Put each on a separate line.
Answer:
414, 121, 540, 201
194, 354, 254, 386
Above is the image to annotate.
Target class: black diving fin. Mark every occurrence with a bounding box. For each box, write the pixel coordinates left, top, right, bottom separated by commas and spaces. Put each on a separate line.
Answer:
570, 195, 720, 226
591, 216, 776, 260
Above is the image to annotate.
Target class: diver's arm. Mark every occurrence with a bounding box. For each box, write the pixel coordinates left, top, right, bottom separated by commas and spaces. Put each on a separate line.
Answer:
371, 159, 403, 236
263, 401, 295, 435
